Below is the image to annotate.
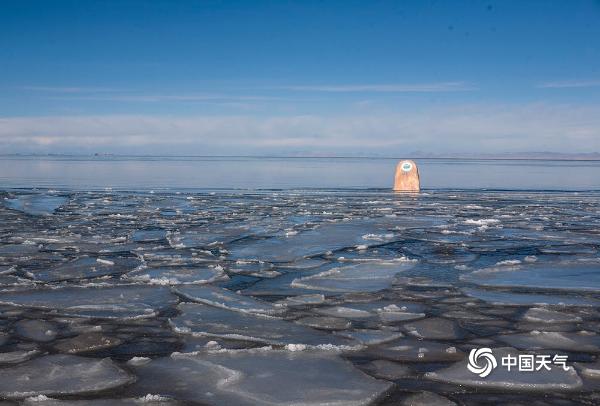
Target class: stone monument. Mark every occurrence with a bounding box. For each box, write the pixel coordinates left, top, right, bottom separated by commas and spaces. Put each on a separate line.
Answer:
393, 160, 420, 192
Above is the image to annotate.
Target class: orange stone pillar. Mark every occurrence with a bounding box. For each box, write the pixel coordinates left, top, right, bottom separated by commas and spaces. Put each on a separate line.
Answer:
393, 160, 420, 192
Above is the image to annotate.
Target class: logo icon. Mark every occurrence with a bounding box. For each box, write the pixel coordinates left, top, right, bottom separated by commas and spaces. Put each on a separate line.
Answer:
467, 348, 497, 378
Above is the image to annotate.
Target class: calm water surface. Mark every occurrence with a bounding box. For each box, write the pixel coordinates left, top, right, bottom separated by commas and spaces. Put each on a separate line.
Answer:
1, 156, 599, 191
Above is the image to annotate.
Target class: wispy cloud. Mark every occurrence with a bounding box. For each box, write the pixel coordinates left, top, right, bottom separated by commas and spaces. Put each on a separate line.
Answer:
22, 86, 125, 93
280, 82, 476, 92
48, 94, 281, 103
1, 103, 598, 154
537, 80, 600, 89
22, 86, 282, 104
20, 82, 475, 106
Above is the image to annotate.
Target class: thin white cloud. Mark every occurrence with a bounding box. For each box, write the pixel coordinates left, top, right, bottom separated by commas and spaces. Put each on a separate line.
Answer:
0, 103, 598, 154
47, 94, 281, 102
22, 86, 125, 93
21, 86, 280, 103
537, 80, 600, 89
280, 82, 476, 92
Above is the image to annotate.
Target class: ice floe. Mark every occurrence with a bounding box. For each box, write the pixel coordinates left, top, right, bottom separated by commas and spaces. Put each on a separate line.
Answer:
462, 287, 600, 307
0, 349, 40, 364
227, 220, 395, 263
461, 262, 600, 292
132, 229, 168, 243
129, 350, 392, 406
173, 285, 283, 315
53, 333, 123, 354
0, 285, 178, 319
125, 266, 226, 285
21, 395, 180, 405
31, 256, 141, 282
0, 354, 134, 399
4, 194, 68, 216
402, 317, 466, 340
295, 316, 351, 331
291, 261, 415, 293
335, 329, 404, 345
497, 331, 600, 353
279, 293, 326, 307
170, 302, 356, 348
363, 338, 464, 362
522, 307, 581, 324
14, 319, 57, 342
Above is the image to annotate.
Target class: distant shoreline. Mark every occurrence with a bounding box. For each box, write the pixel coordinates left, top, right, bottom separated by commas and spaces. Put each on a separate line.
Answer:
2, 154, 600, 162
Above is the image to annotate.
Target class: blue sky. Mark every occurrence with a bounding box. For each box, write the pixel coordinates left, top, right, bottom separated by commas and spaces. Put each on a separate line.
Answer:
1, 0, 599, 155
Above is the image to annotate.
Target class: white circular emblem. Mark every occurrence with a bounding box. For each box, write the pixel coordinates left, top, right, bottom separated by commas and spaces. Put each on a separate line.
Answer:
467, 348, 497, 378
401, 162, 413, 172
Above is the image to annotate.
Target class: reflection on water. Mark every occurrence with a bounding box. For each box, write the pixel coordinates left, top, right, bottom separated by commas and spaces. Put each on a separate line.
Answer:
1, 156, 600, 191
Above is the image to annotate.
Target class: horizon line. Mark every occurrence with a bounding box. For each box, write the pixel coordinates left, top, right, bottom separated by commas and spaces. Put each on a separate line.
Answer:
2, 153, 600, 162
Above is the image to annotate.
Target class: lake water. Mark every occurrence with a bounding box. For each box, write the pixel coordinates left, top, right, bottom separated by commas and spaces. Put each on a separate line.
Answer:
1, 156, 600, 190
1, 156, 600, 404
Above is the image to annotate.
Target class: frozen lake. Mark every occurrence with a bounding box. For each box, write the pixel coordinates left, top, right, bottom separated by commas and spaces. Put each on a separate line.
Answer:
0, 159, 599, 404
1, 156, 600, 190
0, 188, 599, 404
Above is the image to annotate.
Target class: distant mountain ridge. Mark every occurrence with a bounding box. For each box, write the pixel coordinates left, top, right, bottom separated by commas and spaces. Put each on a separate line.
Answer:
2, 152, 600, 160
407, 152, 600, 160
